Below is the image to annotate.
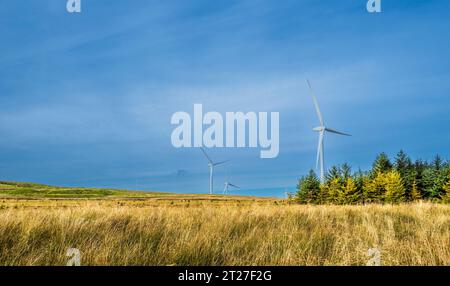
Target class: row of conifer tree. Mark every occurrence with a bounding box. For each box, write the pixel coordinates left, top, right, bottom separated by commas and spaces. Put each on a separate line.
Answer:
295, 151, 450, 204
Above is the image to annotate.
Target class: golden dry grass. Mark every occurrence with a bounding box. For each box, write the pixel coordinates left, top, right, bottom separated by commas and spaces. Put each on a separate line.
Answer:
0, 199, 448, 266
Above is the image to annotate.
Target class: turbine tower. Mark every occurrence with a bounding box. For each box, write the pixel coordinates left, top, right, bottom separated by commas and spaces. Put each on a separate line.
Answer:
307, 80, 351, 183
223, 182, 240, 195
201, 148, 229, 194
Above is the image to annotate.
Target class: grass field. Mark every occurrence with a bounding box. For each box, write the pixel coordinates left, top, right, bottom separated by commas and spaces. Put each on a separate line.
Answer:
0, 182, 448, 266
0, 182, 450, 265
0, 181, 265, 202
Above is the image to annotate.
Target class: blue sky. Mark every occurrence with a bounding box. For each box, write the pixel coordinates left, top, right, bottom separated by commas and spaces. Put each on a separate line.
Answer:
1, 0, 450, 196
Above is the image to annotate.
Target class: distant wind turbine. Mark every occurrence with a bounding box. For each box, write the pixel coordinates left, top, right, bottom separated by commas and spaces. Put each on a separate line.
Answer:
223, 182, 240, 195
307, 80, 351, 183
201, 148, 229, 194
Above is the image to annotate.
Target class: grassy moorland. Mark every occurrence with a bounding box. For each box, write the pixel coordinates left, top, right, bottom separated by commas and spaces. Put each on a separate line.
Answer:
0, 183, 448, 266
0, 181, 166, 199
0, 181, 261, 202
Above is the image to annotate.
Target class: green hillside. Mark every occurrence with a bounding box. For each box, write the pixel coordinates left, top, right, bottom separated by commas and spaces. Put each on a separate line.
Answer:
0, 181, 273, 201
0, 181, 165, 199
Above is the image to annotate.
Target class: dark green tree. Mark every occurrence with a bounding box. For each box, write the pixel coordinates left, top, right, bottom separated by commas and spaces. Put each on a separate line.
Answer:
325, 165, 342, 184
413, 159, 427, 198
372, 153, 393, 175
354, 169, 367, 201
432, 155, 443, 171
296, 170, 321, 204
395, 150, 412, 174
394, 150, 414, 200
341, 163, 352, 181
442, 173, 450, 203
415, 167, 447, 199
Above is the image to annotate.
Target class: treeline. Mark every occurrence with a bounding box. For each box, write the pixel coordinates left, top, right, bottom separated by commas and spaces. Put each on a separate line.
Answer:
295, 151, 450, 204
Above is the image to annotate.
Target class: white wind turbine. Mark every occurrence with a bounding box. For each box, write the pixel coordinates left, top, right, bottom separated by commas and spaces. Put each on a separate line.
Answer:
223, 181, 240, 195
201, 147, 229, 194
307, 80, 351, 183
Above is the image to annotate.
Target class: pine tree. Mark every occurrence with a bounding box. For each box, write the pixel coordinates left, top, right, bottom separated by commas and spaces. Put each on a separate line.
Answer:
326, 178, 344, 204
432, 155, 443, 171
394, 150, 414, 199
421, 168, 436, 199
341, 163, 351, 180
395, 150, 412, 174
325, 165, 342, 184
343, 177, 360, 204
372, 153, 392, 175
410, 180, 421, 201
363, 172, 385, 203
316, 184, 329, 204
384, 170, 406, 203
436, 168, 450, 198
296, 170, 321, 204
413, 159, 426, 197
422, 167, 447, 199
354, 170, 366, 204
441, 173, 450, 203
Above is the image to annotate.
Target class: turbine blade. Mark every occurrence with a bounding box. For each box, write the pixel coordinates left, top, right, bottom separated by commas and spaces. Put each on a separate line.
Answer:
200, 147, 213, 163
229, 183, 240, 189
213, 160, 229, 166
325, 128, 351, 136
307, 80, 324, 126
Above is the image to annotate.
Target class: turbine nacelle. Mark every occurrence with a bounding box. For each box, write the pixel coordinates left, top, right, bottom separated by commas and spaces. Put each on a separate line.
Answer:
313, 126, 351, 136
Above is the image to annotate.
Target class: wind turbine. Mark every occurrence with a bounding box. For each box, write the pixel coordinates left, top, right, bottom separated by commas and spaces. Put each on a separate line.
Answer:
307, 80, 351, 183
200, 147, 229, 194
223, 181, 240, 195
